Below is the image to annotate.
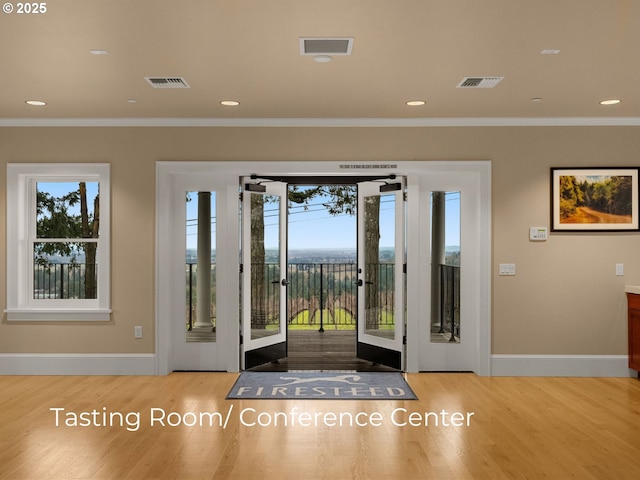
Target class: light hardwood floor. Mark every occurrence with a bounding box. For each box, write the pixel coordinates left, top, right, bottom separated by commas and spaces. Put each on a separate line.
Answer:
1, 373, 640, 479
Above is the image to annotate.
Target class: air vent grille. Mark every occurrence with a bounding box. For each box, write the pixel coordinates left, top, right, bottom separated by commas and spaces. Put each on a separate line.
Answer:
457, 77, 504, 88
299, 38, 353, 55
145, 77, 191, 89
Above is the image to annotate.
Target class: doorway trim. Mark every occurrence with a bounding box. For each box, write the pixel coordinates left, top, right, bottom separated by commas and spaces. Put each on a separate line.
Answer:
156, 160, 491, 375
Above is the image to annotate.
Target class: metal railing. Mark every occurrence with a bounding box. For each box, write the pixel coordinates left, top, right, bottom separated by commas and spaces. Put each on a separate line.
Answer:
33, 263, 96, 299
287, 263, 359, 330
183, 262, 459, 334
439, 264, 460, 340
244, 262, 398, 331
36, 261, 459, 339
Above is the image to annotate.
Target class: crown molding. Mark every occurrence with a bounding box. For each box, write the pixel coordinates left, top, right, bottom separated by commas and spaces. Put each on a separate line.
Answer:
1, 117, 640, 127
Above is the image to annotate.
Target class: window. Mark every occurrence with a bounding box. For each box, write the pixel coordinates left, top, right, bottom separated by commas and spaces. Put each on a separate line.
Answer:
6, 164, 111, 320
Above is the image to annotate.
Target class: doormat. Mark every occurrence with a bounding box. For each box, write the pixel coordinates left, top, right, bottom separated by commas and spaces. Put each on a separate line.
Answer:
226, 372, 417, 400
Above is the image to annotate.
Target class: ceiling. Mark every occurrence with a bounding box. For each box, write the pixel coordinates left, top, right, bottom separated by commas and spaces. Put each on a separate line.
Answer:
1, 0, 639, 124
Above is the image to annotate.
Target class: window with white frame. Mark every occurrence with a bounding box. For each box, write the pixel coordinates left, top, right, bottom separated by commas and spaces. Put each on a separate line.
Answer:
6, 164, 111, 320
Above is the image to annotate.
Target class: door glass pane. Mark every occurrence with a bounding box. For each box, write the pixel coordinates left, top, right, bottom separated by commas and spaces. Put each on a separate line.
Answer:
185, 192, 216, 343
250, 193, 281, 339
430, 191, 460, 344
364, 194, 395, 340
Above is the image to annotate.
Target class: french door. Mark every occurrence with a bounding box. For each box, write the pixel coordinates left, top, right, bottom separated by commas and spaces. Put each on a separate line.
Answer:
241, 179, 289, 369
356, 179, 406, 370
157, 161, 490, 375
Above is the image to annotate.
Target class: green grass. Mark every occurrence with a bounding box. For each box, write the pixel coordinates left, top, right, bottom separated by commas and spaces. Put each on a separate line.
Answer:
376, 311, 396, 330
289, 308, 356, 330
261, 308, 396, 331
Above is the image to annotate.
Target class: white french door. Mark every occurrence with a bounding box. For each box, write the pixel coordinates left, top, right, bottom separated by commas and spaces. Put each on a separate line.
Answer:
157, 161, 491, 376
241, 179, 289, 369
356, 179, 406, 370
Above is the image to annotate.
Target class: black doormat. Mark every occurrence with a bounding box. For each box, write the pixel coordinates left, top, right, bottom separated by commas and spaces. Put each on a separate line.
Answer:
227, 371, 417, 400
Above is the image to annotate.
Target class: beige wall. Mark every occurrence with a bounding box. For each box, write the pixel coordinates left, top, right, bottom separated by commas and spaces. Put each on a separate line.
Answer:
1, 126, 638, 355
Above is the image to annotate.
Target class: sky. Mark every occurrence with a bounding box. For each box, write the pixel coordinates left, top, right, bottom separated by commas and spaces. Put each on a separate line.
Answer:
185, 187, 461, 251
37, 181, 459, 254
36, 181, 100, 221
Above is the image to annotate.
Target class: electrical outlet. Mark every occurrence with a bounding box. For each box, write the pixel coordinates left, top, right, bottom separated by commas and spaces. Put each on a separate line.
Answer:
134, 326, 143, 339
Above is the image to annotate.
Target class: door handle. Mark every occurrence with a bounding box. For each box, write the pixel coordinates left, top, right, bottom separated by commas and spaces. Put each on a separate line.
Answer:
356, 279, 363, 287
281, 278, 289, 286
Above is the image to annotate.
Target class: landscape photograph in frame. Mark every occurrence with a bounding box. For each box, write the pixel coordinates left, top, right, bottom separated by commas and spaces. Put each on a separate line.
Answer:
551, 168, 640, 232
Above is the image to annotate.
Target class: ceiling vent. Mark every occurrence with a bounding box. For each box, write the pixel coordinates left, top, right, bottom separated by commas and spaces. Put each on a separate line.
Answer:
299, 37, 354, 56
144, 77, 191, 89
457, 77, 504, 89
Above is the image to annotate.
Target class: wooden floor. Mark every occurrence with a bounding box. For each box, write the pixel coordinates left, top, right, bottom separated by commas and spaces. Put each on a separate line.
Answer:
1, 373, 640, 479
250, 330, 398, 372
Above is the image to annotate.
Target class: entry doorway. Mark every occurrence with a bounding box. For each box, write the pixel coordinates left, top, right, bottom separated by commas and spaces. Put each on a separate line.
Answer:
241, 176, 406, 372
155, 161, 491, 376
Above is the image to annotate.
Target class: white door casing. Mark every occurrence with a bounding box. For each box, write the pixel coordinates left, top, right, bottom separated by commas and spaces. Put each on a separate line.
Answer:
156, 161, 491, 375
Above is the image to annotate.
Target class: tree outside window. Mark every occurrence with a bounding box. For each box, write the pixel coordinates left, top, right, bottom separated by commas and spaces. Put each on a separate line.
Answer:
35, 181, 100, 299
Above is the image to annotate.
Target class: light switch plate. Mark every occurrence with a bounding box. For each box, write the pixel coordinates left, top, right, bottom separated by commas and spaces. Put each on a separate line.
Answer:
499, 263, 516, 276
616, 264, 624, 276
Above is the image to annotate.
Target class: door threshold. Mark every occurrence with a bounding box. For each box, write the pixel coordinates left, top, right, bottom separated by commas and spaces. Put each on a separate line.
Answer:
247, 358, 400, 373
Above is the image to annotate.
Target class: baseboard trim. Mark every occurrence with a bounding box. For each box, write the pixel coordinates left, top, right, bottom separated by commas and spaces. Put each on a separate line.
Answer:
1, 353, 632, 377
0, 353, 157, 375
491, 354, 632, 377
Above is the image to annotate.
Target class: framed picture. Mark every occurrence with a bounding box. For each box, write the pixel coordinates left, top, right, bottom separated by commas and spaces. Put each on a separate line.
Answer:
551, 167, 640, 232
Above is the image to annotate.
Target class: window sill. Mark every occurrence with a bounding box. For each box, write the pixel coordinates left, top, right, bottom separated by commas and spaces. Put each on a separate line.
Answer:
5, 309, 112, 322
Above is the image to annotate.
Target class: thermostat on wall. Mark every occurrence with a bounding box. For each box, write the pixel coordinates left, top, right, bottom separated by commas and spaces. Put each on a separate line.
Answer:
529, 227, 548, 241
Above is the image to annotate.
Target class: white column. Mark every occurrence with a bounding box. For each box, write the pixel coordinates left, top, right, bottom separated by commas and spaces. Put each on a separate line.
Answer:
195, 192, 212, 329
430, 191, 446, 328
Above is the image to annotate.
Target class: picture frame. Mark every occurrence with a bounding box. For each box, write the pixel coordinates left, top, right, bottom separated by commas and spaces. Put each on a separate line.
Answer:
551, 167, 640, 232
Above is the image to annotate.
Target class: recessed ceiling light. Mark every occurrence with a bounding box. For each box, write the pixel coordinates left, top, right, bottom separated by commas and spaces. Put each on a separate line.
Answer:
25, 100, 46, 106
406, 100, 426, 106
89, 49, 110, 55
530, 97, 543, 103
600, 99, 621, 105
220, 100, 240, 106
541, 49, 561, 55
313, 55, 333, 63
127, 99, 137, 104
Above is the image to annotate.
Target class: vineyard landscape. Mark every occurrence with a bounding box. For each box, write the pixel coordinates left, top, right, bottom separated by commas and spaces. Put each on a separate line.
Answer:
559, 174, 633, 224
